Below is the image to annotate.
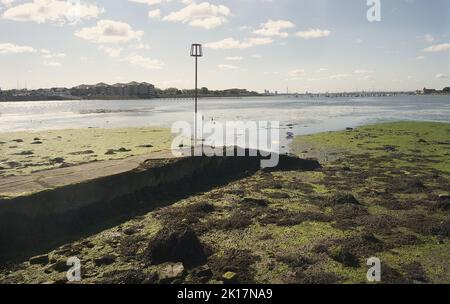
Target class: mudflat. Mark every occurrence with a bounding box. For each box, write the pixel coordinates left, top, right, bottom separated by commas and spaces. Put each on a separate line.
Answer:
0, 122, 449, 284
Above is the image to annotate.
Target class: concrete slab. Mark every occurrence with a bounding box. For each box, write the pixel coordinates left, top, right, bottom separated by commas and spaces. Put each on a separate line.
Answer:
0, 150, 178, 199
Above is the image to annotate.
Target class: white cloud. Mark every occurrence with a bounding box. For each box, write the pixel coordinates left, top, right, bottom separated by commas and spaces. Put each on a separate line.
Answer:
289, 69, 305, 77
0, 42, 35, 54
148, 9, 161, 19
436, 74, 448, 79
329, 74, 352, 79
163, 2, 231, 29
253, 19, 295, 38
251, 53, 262, 59
129, 0, 172, 5
122, 54, 164, 69
353, 69, 373, 75
75, 20, 144, 44
2, 0, 102, 25
296, 28, 331, 39
205, 37, 273, 50
424, 34, 434, 43
424, 43, 450, 52
0, 0, 15, 7
416, 55, 425, 60
99, 46, 122, 58
44, 61, 61, 67
40, 49, 66, 59
225, 56, 243, 61
218, 64, 238, 70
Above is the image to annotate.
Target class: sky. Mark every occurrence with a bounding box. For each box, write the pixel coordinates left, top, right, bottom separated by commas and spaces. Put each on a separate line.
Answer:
0, 0, 449, 93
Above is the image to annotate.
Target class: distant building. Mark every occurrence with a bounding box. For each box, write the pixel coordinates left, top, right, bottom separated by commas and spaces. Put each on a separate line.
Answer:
423, 88, 437, 95
70, 82, 156, 99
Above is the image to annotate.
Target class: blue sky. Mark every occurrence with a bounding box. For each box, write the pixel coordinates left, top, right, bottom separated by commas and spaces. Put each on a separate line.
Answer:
0, 0, 449, 92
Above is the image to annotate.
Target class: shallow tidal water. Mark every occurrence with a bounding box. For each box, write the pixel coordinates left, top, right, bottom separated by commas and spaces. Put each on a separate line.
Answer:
0, 95, 449, 151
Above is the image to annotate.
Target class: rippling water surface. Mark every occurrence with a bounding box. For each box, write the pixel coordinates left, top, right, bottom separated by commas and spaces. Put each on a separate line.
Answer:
0, 96, 449, 137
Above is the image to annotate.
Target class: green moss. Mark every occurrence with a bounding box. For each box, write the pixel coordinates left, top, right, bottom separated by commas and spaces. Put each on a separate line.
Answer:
0, 127, 172, 176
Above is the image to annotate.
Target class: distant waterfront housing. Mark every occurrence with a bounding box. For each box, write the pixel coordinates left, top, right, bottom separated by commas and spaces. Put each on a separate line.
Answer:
0, 82, 156, 101
418, 87, 450, 95
71, 82, 156, 99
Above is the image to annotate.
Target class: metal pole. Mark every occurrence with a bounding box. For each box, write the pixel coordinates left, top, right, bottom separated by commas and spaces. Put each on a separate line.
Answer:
194, 56, 198, 146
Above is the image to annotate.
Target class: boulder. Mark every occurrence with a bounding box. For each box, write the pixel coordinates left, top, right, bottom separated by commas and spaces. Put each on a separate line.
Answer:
145, 224, 207, 268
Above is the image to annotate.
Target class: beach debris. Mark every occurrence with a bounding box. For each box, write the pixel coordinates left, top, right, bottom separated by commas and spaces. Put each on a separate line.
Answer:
158, 263, 185, 283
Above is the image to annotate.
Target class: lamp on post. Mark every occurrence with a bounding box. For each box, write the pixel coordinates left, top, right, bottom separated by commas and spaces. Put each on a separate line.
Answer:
190, 43, 203, 146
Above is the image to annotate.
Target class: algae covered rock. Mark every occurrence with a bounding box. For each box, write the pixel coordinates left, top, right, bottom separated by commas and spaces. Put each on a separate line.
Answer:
145, 224, 207, 268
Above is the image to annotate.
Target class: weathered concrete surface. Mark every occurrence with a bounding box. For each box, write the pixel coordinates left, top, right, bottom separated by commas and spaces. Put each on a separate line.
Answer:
0, 150, 176, 199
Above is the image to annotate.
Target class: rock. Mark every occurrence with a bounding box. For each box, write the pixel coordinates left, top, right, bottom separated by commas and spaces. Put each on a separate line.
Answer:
12, 139, 23, 143
222, 271, 238, 283
34, 138, 41, 141
14, 150, 34, 156
50, 260, 69, 272
242, 197, 269, 207
144, 224, 207, 268
69, 150, 95, 155
328, 193, 360, 205
158, 263, 185, 283
383, 145, 397, 152
137, 144, 153, 148
123, 227, 138, 235
50, 157, 65, 164
117, 147, 131, 152
29, 254, 49, 265
418, 138, 429, 144
105, 149, 115, 155
31, 141, 43, 145
193, 265, 213, 279
439, 194, 449, 201
94, 255, 116, 266
142, 272, 159, 284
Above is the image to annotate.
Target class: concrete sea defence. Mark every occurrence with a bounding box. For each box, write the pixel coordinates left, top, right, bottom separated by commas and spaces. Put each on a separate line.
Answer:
0, 149, 320, 262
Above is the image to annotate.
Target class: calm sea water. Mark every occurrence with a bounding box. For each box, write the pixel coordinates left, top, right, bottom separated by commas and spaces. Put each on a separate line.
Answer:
0, 95, 449, 148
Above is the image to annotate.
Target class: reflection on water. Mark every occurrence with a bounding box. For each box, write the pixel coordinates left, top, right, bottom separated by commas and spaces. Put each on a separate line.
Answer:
0, 96, 449, 138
